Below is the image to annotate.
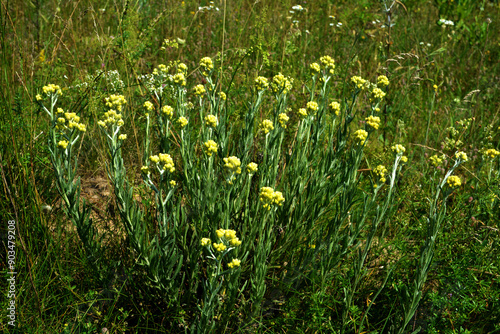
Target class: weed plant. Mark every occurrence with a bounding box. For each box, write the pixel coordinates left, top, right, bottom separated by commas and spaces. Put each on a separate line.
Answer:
1, 0, 499, 333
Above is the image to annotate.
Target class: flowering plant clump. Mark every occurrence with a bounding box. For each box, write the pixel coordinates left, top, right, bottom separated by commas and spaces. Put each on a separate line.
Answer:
447, 175, 462, 188
353, 129, 368, 145
260, 119, 274, 134
259, 187, 285, 210
204, 140, 218, 157
365, 115, 381, 130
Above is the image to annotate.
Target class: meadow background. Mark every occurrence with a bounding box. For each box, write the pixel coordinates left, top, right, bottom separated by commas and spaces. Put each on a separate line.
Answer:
1, 0, 499, 333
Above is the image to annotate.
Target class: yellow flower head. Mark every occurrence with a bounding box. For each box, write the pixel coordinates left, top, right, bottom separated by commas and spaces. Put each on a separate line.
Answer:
320, 55, 335, 73
455, 151, 468, 162
173, 73, 186, 86
150, 155, 160, 164
372, 87, 386, 100
178, 116, 188, 128
118, 134, 127, 140
162, 105, 174, 118
259, 187, 285, 210
353, 129, 368, 145
201, 238, 211, 247
213, 242, 226, 252
219, 91, 226, 101
365, 115, 381, 130
193, 84, 206, 96
306, 101, 319, 113
483, 148, 500, 159
278, 113, 289, 128
271, 73, 293, 94
310, 62, 321, 75
177, 63, 188, 74
58, 140, 69, 149
141, 166, 150, 174
329, 101, 341, 116
105, 94, 127, 111
447, 175, 462, 188
204, 140, 218, 157
205, 114, 217, 128
430, 154, 444, 167
377, 75, 390, 87
255, 76, 269, 91
223, 156, 242, 174
298, 108, 308, 120
199, 57, 213, 76
36, 94, 43, 101
351, 76, 368, 89
169, 180, 177, 187
227, 258, 241, 268
144, 101, 154, 111
42, 84, 63, 96
247, 162, 258, 174
159, 153, 175, 172
391, 144, 406, 155
260, 119, 274, 134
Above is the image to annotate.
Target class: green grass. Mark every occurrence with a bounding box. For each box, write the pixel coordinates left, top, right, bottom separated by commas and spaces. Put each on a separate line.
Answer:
1, 0, 499, 333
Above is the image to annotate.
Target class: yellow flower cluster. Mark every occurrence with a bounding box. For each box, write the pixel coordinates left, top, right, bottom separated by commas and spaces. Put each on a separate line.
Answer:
216, 229, 242, 245
205, 114, 217, 128
118, 134, 127, 141
178, 116, 188, 128
213, 242, 227, 252
374, 165, 388, 183
177, 63, 188, 74
483, 148, 500, 159
61, 112, 86, 132
204, 140, 218, 156
278, 113, 289, 128
430, 154, 444, 167
169, 180, 177, 187
201, 238, 211, 247
98, 109, 124, 128
391, 144, 406, 155
150, 153, 175, 172
271, 73, 293, 94
141, 166, 150, 175
353, 129, 368, 145
310, 62, 321, 74
320, 55, 335, 74
219, 91, 226, 100
259, 187, 285, 210
365, 115, 381, 130
58, 140, 69, 149
329, 101, 341, 116
307, 101, 319, 113
246, 162, 258, 174
377, 75, 390, 87
144, 101, 154, 111
223, 156, 242, 174
199, 57, 213, 76
255, 76, 269, 91
162, 105, 174, 118
351, 76, 368, 89
455, 151, 468, 162
372, 87, 386, 100
173, 73, 186, 86
227, 258, 241, 268
447, 175, 462, 188
105, 94, 127, 111
42, 84, 63, 95
193, 84, 206, 96
260, 119, 274, 134
298, 108, 308, 120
